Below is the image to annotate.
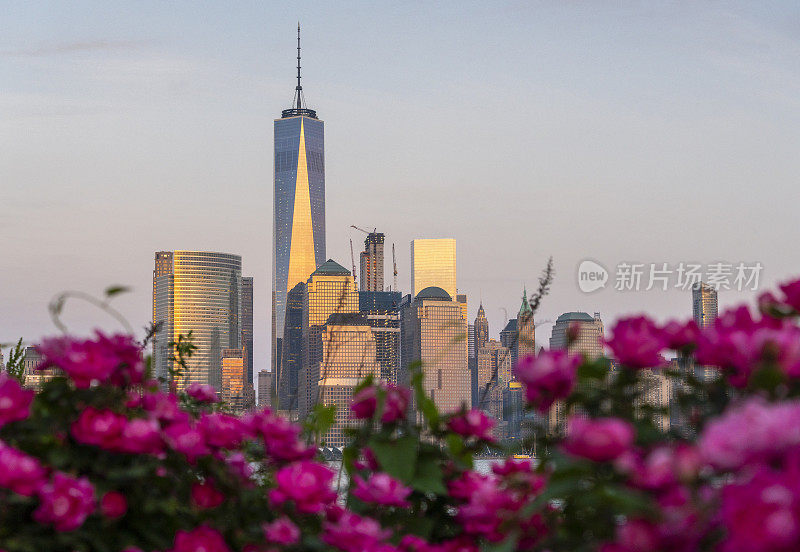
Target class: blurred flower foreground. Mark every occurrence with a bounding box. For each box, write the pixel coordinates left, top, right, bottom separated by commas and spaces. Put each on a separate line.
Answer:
3, 278, 800, 552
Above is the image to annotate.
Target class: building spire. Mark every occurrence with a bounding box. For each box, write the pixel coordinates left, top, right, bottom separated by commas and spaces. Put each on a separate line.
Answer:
295, 23, 302, 110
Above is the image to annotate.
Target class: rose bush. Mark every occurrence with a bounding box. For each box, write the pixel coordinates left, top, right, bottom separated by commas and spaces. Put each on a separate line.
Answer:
3, 277, 800, 551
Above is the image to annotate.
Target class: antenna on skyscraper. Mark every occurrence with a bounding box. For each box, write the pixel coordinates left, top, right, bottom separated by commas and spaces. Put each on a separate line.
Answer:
295, 23, 302, 111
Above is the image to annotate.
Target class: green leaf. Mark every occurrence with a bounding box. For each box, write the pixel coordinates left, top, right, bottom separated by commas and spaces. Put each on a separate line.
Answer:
369, 435, 418, 482
411, 454, 446, 495
104, 285, 131, 297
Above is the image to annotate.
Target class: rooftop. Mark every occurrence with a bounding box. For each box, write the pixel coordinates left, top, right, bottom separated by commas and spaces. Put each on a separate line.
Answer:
415, 286, 452, 302
556, 312, 594, 323
312, 259, 350, 276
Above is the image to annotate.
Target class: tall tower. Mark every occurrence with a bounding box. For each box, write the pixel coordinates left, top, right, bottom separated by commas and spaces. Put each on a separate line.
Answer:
692, 282, 718, 329
273, 25, 326, 378
474, 303, 489, 353
241, 277, 254, 385
359, 232, 385, 292
410, 239, 456, 299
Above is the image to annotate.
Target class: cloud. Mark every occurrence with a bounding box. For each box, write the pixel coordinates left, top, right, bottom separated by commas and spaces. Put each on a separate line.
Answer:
0, 40, 145, 57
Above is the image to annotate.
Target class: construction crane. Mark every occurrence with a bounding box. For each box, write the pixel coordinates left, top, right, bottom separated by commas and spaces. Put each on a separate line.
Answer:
349, 238, 357, 288
392, 243, 398, 292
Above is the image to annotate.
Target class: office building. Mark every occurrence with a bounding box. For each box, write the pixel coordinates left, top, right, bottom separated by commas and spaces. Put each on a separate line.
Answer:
258, 369, 273, 408
273, 27, 326, 378
476, 340, 512, 423
410, 239, 456, 299
317, 314, 381, 448
474, 304, 489, 355
153, 251, 243, 392
359, 232, 385, 292
221, 348, 246, 410
278, 282, 305, 411
241, 277, 254, 386
692, 282, 718, 329
298, 260, 359, 418
20, 346, 58, 391
359, 290, 401, 384
401, 286, 470, 414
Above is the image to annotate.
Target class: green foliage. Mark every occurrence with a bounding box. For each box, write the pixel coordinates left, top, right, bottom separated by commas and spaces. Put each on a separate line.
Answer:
3, 338, 26, 384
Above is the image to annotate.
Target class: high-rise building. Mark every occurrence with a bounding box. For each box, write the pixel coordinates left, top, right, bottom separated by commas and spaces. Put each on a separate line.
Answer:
221, 348, 245, 410
548, 312, 605, 431
692, 282, 718, 328
152, 251, 243, 391
359, 290, 401, 384
258, 370, 273, 407
474, 303, 489, 354
359, 232, 385, 292
401, 286, 470, 414
410, 239, 456, 299
273, 26, 326, 379
549, 312, 604, 358
476, 339, 512, 423
241, 277, 254, 386
278, 282, 305, 411
317, 314, 381, 448
298, 260, 359, 418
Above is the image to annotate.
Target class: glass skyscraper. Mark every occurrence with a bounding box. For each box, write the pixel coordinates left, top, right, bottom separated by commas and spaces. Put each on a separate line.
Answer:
153, 251, 243, 391
273, 29, 326, 380
410, 239, 456, 299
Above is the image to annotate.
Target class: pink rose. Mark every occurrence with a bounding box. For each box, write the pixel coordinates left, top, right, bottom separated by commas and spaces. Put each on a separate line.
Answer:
163, 422, 210, 462
660, 320, 699, 351
263, 517, 300, 545
199, 412, 249, 449
71, 407, 125, 450
778, 277, 800, 312
447, 410, 496, 442
0, 440, 47, 496
170, 525, 230, 552
322, 511, 392, 552
100, 491, 127, 519
606, 316, 666, 369
185, 383, 218, 403
34, 472, 96, 531
118, 417, 164, 454
0, 373, 34, 427
515, 350, 580, 412
564, 416, 635, 462
350, 382, 411, 423
191, 479, 225, 509
352, 472, 412, 507
269, 461, 336, 514
247, 409, 315, 462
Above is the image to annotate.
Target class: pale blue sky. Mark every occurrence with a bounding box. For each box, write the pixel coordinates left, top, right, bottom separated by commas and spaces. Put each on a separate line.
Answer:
2, 2, 800, 375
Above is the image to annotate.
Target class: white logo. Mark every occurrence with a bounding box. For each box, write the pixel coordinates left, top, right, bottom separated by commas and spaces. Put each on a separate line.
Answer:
578, 260, 609, 293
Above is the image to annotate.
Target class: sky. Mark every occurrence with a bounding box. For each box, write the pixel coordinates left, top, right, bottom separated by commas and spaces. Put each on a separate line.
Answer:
3, 1, 800, 378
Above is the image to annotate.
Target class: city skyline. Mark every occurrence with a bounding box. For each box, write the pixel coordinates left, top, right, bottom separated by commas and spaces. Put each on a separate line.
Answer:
5, 3, 800, 377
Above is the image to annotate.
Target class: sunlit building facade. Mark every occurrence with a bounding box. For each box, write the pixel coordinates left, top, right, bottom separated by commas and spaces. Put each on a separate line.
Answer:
152, 251, 243, 392
317, 316, 381, 448
401, 286, 470, 414
221, 348, 245, 410
692, 282, 718, 329
272, 33, 326, 379
298, 260, 359, 419
359, 232, 385, 292
410, 239, 456, 299
476, 339, 512, 422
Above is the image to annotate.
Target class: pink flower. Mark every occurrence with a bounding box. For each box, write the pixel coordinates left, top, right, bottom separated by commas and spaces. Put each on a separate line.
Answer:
564, 416, 635, 462
322, 511, 391, 552
139, 391, 184, 423
100, 491, 127, 519
447, 410, 496, 442
720, 465, 800, 552
269, 461, 336, 514
0, 440, 47, 496
185, 383, 218, 403
660, 320, 700, 351
350, 383, 411, 423
263, 517, 300, 545
515, 350, 580, 412
37, 332, 143, 388
163, 422, 210, 462
191, 479, 225, 509
118, 417, 164, 454
0, 372, 34, 427
448, 472, 516, 542
699, 398, 800, 471
170, 525, 230, 552
248, 409, 315, 462
71, 407, 126, 450
778, 277, 800, 312
352, 472, 412, 507
34, 472, 96, 531
224, 451, 254, 482
606, 316, 666, 369
199, 412, 249, 449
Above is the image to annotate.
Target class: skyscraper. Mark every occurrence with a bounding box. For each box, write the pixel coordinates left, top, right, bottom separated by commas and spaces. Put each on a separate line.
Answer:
410, 239, 456, 299
258, 369, 273, 408
221, 348, 245, 410
241, 277, 254, 386
401, 286, 470, 414
359, 232, 385, 292
474, 303, 489, 353
298, 259, 359, 418
359, 290, 402, 384
692, 282, 718, 328
153, 251, 243, 391
476, 339, 512, 423
273, 26, 326, 379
